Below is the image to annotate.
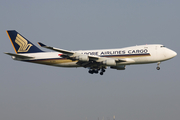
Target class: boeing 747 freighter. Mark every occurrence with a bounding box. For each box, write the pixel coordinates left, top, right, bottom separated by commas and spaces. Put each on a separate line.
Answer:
5, 30, 177, 75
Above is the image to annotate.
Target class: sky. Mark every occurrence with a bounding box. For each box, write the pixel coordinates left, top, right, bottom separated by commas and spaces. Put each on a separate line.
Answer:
0, 0, 180, 120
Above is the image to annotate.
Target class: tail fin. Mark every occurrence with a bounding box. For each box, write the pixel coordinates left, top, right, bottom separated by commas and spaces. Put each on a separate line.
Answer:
6, 30, 43, 53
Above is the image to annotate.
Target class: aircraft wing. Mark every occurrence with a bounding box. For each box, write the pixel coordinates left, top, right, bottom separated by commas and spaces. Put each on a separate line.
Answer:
38, 42, 128, 67
4, 52, 34, 59
38, 42, 100, 60
38, 42, 74, 55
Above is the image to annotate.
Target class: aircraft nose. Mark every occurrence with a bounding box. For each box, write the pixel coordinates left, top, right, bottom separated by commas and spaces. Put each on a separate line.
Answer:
169, 50, 177, 58
172, 50, 177, 57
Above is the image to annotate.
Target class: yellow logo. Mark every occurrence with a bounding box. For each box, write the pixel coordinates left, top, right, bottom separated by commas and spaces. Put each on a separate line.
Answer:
15, 34, 32, 52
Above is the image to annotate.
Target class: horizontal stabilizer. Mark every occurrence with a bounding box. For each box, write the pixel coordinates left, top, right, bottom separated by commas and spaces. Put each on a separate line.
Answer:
4, 52, 34, 59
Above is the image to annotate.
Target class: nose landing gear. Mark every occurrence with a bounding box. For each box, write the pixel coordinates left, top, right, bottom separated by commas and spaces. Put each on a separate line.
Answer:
156, 62, 160, 70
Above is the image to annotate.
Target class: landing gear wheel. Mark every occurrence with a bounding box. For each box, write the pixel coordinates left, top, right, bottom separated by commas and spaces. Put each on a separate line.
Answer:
100, 72, 103, 75
102, 69, 105, 72
88, 70, 93, 74
156, 67, 160, 70
156, 62, 161, 70
94, 69, 99, 74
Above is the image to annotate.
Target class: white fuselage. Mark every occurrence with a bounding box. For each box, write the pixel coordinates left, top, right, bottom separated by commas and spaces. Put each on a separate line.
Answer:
14, 44, 177, 67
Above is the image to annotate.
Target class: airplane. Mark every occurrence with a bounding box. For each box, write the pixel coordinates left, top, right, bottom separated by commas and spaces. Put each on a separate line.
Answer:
5, 30, 177, 75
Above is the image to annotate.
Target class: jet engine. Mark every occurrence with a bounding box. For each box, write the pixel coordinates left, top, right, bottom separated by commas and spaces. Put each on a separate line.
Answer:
103, 59, 116, 66
75, 55, 89, 62
110, 65, 126, 70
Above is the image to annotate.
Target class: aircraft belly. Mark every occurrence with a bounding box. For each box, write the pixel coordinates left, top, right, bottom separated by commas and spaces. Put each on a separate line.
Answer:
54, 62, 80, 67
26, 58, 79, 67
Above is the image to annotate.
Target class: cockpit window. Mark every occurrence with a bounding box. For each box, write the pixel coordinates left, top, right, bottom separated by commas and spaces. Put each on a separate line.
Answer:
161, 45, 166, 48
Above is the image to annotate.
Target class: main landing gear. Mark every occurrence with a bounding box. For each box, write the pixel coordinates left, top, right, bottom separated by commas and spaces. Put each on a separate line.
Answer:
100, 69, 105, 75
156, 62, 160, 70
88, 68, 106, 75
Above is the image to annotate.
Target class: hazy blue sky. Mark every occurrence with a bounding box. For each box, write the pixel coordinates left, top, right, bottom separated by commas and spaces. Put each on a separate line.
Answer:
0, 1, 179, 120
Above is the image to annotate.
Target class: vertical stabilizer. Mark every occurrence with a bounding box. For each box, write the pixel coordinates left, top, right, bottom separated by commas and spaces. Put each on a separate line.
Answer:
6, 30, 43, 53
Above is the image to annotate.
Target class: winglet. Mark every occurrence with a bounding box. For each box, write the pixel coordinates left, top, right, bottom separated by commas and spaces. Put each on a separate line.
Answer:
38, 42, 46, 47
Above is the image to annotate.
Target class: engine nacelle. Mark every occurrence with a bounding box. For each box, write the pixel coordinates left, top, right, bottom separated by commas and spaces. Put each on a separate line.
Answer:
110, 65, 126, 70
103, 59, 116, 66
75, 55, 89, 62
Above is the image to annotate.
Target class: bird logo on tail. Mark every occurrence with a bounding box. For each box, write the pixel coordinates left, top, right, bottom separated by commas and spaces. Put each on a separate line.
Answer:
15, 34, 32, 52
